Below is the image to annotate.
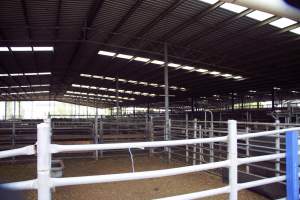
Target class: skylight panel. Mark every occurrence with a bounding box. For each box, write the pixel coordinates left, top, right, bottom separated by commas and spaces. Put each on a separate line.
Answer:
182, 66, 195, 71
11, 73, 24, 76
98, 50, 116, 57
270, 18, 297, 28
104, 77, 115, 81
24, 73, 38, 76
0, 47, 9, 51
209, 71, 220, 75
93, 75, 104, 79
151, 60, 165, 65
168, 63, 181, 68
139, 82, 147, 85
220, 3, 247, 13
290, 27, 300, 35
150, 83, 158, 87
11, 47, 32, 52
199, 0, 219, 4
134, 57, 150, 62
128, 80, 137, 84
196, 68, 208, 73
38, 72, 51, 75
233, 75, 243, 79
116, 54, 133, 59
246, 10, 274, 21
33, 46, 54, 51
221, 74, 233, 78
81, 74, 92, 77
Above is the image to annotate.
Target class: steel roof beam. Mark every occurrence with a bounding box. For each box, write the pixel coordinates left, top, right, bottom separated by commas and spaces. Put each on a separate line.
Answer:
157, 2, 223, 42
125, 0, 186, 47
180, 9, 253, 47
103, 0, 143, 44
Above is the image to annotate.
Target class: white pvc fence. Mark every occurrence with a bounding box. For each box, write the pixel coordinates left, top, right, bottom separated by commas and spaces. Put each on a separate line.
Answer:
0, 119, 299, 200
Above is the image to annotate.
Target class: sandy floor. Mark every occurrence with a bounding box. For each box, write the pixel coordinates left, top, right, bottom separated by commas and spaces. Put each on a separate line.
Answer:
0, 156, 269, 200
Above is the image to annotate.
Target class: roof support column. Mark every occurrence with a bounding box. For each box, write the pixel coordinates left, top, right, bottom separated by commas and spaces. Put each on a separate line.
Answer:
231, 93, 235, 111
272, 88, 275, 110
13, 101, 16, 119
241, 95, 244, 110
4, 101, 7, 120
164, 43, 170, 143
116, 77, 120, 116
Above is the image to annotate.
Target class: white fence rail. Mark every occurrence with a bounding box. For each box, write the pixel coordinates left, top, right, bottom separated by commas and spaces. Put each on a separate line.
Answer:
0, 119, 299, 200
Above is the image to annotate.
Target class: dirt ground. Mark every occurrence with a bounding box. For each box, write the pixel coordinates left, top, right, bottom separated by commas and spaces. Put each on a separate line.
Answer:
0, 156, 269, 200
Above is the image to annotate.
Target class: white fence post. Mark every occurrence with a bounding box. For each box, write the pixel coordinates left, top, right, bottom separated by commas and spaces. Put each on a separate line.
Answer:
275, 120, 280, 176
37, 119, 52, 200
228, 120, 238, 200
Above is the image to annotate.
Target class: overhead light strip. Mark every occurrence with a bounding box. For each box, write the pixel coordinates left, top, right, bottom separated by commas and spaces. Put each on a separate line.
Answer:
66, 90, 135, 101
64, 94, 123, 103
0, 84, 50, 89
97, 50, 245, 81
80, 73, 187, 91
0, 46, 54, 52
1, 91, 49, 95
72, 84, 157, 97
0, 72, 51, 77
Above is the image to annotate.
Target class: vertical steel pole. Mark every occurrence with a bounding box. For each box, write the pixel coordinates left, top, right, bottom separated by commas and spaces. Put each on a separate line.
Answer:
275, 120, 280, 176
286, 131, 299, 200
99, 116, 103, 158
37, 119, 52, 200
116, 77, 119, 117
231, 93, 235, 111
4, 101, 7, 120
149, 116, 154, 156
209, 111, 214, 163
272, 88, 275, 110
199, 125, 203, 164
12, 121, 16, 162
193, 119, 197, 165
13, 101, 16, 119
185, 113, 189, 163
164, 43, 170, 152
168, 119, 172, 161
18, 101, 20, 119
94, 113, 99, 160
228, 120, 238, 200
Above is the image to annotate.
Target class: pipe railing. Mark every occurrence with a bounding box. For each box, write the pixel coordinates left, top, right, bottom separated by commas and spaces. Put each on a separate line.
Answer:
0, 120, 299, 200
